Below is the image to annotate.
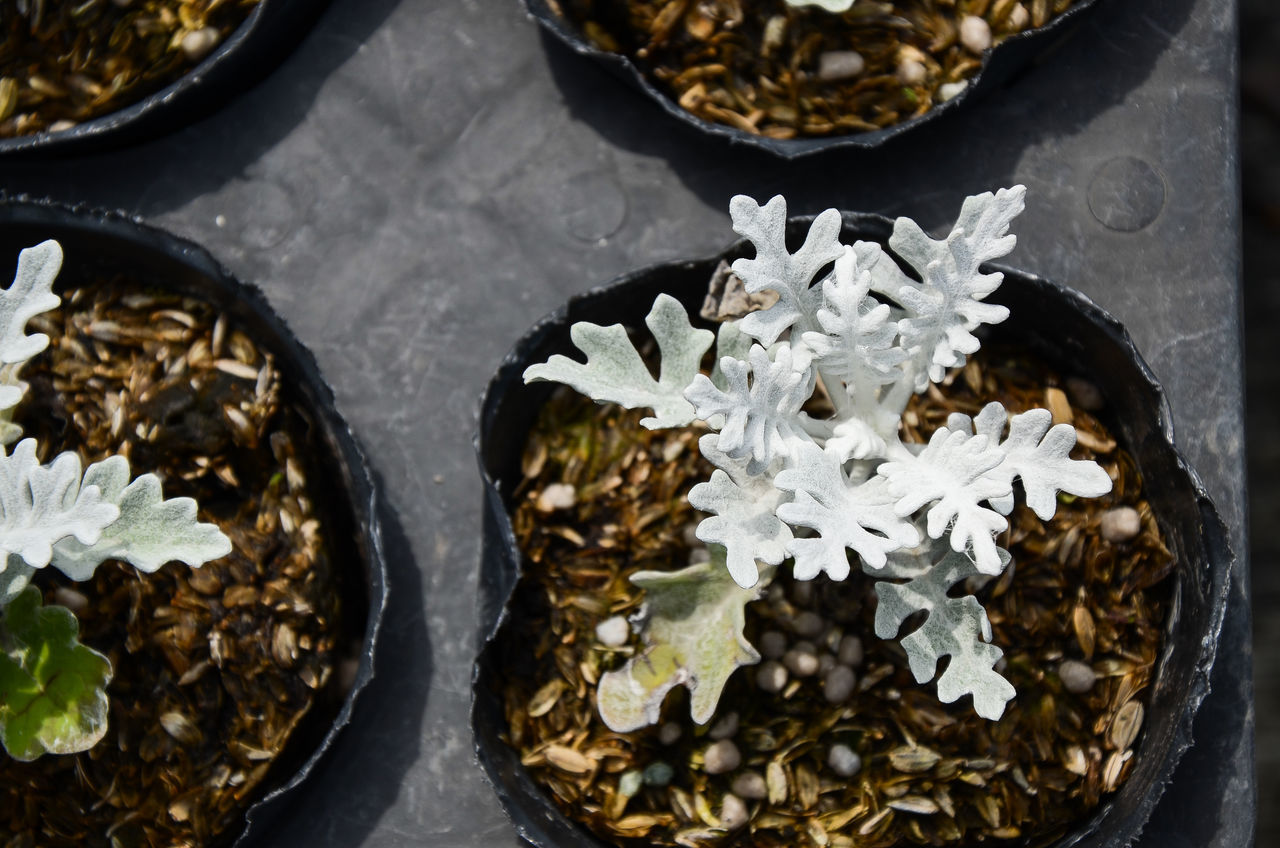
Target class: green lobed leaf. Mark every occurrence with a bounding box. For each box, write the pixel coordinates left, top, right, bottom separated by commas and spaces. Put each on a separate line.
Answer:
596, 552, 768, 731
0, 586, 111, 760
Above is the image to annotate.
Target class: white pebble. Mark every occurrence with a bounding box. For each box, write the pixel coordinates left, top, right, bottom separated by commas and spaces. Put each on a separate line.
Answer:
959, 15, 992, 53
731, 771, 768, 800
719, 792, 750, 830
938, 81, 969, 101
1009, 2, 1030, 29
47, 120, 78, 133
710, 711, 739, 740
1101, 507, 1142, 543
757, 660, 788, 693
619, 769, 643, 797
792, 610, 825, 638
784, 643, 820, 677
658, 721, 682, 745
898, 59, 927, 85
817, 50, 866, 82
838, 634, 864, 667
704, 739, 741, 774
760, 630, 788, 659
1059, 659, 1098, 694
181, 27, 221, 63
828, 744, 862, 777
536, 482, 576, 512
595, 615, 629, 647
824, 665, 856, 703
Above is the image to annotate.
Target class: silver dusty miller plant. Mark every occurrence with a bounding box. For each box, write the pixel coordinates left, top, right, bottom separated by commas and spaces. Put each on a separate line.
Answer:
525, 185, 1113, 732
0, 241, 231, 761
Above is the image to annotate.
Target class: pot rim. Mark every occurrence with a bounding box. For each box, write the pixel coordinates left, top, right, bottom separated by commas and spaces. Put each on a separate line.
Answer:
471, 210, 1233, 848
0, 0, 331, 157
523, 0, 1105, 158
0, 196, 389, 845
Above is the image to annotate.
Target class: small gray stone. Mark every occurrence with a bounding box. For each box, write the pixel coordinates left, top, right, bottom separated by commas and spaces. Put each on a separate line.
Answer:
1100, 507, 1142, 543
897, 59, 927, 85
643, 761, 674, 786
838, 634, 864, 667
817, 50, 866, 82
1066, 377, 1106, 411
784, 643, 820, 677
818, 653, 837, 675
757, 660, 788, 693
767, 584, 786, 605
619, 769, 643, 797
760, 630, 788, 659
792, 610, 825, 638
791, 580, 814, 606
181, 27, 221, 63
824, 665, 857, 703
959, 15, 992, 53
1059, 660, 1098, 694
537, 482, 576, 512
658, 721, 682, 745
595, 615, 630, 647
719, 793, 750, 830
731, 771, 768, 800
828, 744, 862, 778
704, 739, 742, 774
710, 711, 740, 740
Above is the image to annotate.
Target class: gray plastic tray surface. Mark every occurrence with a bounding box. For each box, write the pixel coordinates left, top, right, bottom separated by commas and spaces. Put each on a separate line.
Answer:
0, 0, 1251, 844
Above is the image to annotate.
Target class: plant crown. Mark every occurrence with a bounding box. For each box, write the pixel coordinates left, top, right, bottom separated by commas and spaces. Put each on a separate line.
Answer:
524, 186, 1112, 731
0, 241, 231, 761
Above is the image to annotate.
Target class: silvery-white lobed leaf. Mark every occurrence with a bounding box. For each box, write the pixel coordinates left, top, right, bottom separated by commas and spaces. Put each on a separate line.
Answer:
0, 384, 26, 446
949, 402, 1113, 518
801, 247, 906, 396
0, 242, 61, 366
0, 440, 118, 570
690, 434, 791, 589
685, 343, 814, 473
775, 442, 920, 578
872, 543, 1015, 719
878, 427, 1011, 574
709, 320, 752, 392
728, 196, 845, 346
50, 456, 232, 581
888, 187, 1024, 389
596, 552, 767, 731
0, 555, 35, 606
524, 294, 714, 430
824, 415, 887, 462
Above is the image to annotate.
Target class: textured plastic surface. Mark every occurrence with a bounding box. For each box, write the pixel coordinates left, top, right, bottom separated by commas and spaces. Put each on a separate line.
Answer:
0, 200, 388, 847
523, 0, 1105, 157
472, 216, 1233, 848
0, 0, 331, 157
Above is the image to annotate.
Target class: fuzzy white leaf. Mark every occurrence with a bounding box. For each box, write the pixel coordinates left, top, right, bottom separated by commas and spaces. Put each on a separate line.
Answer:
50, 456, 231, 580
596, 552, 765, 731
689, 435, 790, 588
0, 556, 35, 606
801, 247, 906, 392
878, 428, 1011, 574
873, 543, 1015, 719
0, 242, 61, 366
729, 196, 845, 346
775, 442, 920, 578
888, 187, 1025, 389
685, 343, 814, 473
824, 416, 886, 462
948, 403, 1114, 519
0, 440, 117, 570
524, 294, 714, 429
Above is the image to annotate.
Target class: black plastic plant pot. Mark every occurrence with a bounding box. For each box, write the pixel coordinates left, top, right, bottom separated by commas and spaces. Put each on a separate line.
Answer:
525, 0, 1104, 157
0, 199, 387, 846
472, 213, 1232, 848
0, 0, 330, 157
